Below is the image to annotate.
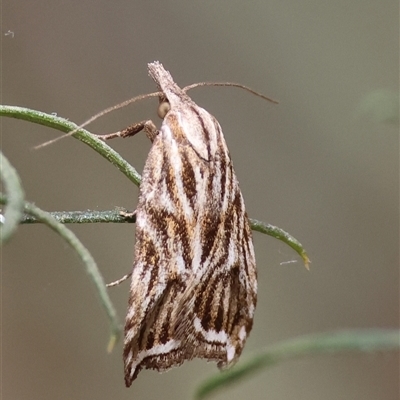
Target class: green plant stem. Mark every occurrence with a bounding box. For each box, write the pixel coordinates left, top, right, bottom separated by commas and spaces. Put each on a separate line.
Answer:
250, 219, 310, 268
0, 194, 122, 345
0, 105, 141, 185
18, 209, 133, 224
6, 208, 309, 268
195, 329, 400, 399
0, 151, 25, 244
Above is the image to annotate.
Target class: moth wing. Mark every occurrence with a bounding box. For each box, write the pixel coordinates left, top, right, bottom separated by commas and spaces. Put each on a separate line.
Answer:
124, 61, 258, 384
172, 176, 257, 369
124, 114, 211, 385
123, 133, 187, 385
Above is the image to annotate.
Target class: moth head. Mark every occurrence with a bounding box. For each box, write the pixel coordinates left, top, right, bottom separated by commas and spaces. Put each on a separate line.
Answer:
157, 99, 171, 119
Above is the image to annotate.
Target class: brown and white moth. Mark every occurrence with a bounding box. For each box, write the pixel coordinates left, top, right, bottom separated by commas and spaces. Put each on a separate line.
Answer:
123, 61, 257, 386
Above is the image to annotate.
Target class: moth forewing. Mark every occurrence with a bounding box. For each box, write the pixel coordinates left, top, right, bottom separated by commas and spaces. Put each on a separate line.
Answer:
123, 61, 257, 386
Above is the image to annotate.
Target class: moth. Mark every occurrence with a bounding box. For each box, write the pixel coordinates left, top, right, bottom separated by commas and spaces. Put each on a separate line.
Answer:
123, 62, 257, 386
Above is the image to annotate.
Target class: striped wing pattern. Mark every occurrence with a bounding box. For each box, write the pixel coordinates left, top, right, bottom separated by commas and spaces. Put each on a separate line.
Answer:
123, 62, 257, 386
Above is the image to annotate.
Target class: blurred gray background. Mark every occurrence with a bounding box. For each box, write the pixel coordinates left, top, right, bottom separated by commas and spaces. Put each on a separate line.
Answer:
2, 1, 399, 399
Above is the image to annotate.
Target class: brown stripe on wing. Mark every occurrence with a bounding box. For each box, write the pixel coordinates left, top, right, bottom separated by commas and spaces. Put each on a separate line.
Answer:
241, 215, 256, 290
199, 164, 232, 266
221, 262, 253, 367
195, 268, 229, 333
142, 180, 194, 274
189, 105, 212, 160
180, 151, 198, 211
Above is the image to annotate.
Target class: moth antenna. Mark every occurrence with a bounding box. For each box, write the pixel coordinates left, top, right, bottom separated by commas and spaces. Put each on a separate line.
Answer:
33, 91, 162, 150
183, 82, 279, 104
76, 91, 162, 129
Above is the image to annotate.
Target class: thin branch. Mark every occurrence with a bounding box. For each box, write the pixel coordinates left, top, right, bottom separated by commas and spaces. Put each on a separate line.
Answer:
18, 209, 134, 224
0, 151, 26, 244
3, 208, 309, 269
0, 194, 122, 347
250, 219, 310, 269
0, 105, 141, 186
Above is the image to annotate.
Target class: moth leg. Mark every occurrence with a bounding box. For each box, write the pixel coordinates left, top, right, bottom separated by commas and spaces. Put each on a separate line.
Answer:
141, 120, 159, 142
105, 208, 136, 288
94, 121, 146, 140
106, 272, 132, 288
95, 120, 159, 142
119, 209, 137, 222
